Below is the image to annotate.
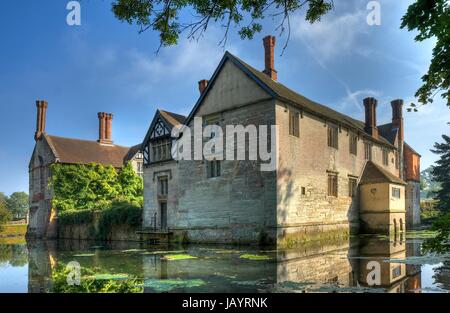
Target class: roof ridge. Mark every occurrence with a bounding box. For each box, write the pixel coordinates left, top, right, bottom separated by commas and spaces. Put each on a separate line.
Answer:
225, 52, 396, 148
47, 134, 129, 149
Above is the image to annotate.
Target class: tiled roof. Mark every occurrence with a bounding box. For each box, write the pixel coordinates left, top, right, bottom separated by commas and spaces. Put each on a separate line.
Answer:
124, 144, 142, 162
158, 110, 186, 128
45, 134, 133, 168
359, 161, 406, 185
378, 123, 398, 145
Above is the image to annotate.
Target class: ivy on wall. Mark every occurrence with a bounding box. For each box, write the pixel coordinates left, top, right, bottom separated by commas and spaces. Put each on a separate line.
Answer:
50, 162, 143, 212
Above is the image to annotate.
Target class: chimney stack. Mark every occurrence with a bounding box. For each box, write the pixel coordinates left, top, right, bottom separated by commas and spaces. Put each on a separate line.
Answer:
391, 99, 404, 143
391, 99, 404, 178
198, 79, 209, 94
105, 113, 113, 143
363, 97, 379, 139
98, 112, 113, 144
263, 35, 277, 81
35, 100, 48, 141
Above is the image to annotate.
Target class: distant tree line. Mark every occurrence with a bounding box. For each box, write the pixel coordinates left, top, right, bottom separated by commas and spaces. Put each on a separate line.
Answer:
0, 191, 28, 225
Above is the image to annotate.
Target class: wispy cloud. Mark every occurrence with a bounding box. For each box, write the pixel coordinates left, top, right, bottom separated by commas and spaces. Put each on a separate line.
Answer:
291, 9, 368, 61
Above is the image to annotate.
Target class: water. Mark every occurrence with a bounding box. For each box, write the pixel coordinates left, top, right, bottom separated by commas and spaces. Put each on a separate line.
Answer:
0, 233, 449, 293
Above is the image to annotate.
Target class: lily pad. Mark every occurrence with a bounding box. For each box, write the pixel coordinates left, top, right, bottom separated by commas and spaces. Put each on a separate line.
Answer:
121, 249, 147, 253
141, 250, 185, 255
91, 274, 130, 281
240, 254, 271, 261
214, 250, 242, 254
163, 254, 197, 261
144, 278, 205, 292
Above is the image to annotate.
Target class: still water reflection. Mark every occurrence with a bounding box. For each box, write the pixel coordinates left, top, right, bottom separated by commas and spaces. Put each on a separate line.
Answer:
0, 233, 449, 293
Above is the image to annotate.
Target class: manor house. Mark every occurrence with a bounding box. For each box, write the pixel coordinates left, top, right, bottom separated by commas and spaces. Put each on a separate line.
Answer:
27, 103, 143, 239
141, 36, 421, 245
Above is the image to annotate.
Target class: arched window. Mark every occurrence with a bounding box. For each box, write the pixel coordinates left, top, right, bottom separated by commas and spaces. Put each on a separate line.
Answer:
400, 218, 403, 231
393, 218, 397, 233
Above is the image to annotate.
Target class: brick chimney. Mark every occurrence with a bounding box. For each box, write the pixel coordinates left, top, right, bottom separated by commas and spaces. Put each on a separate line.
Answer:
391, 99, 404, 143
98, 112, 113, 144
105, 113, 113, 144
35, 100, 48, 141
392, 99, 404, 178
198, 79, 209, 94
263, 35, 277, 81
363, 97, 379, 139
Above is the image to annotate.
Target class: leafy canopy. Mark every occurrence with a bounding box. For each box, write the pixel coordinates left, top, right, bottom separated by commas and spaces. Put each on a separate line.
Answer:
112, 0, 334, 50
401, 0, 449, 109
6, 192, 29, 219
50, 162, 143, 211
0, 193, 12, 227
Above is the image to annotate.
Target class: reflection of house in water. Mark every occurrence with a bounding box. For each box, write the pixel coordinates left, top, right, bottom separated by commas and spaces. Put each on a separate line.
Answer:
141, 237, 423, 293
357, 235, 409, 292
27, 241, 57, 293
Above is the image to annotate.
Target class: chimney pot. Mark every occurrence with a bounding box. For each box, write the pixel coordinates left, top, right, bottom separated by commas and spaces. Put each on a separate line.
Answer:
198, 79, 209, 94
263, 35, 277, 81
35, 100, 48, 141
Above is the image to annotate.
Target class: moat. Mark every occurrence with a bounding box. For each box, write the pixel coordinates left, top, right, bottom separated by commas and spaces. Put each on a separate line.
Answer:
0, 232, 449, 293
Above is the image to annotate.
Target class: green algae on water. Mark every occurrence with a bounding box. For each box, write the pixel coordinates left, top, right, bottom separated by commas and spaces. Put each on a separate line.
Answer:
144, 278, 205, 292
141, 250, 185, 255
121, 249, 147, 253
240, 254, 271, 261
91, 274, 130, 281
163, 254, 197, 261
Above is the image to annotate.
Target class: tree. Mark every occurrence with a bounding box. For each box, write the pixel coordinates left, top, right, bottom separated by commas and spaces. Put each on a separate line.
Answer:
112, 0, 334, 50
117, 162, 144, 205
6, 192, 29, 220
401, 0, 449, 109
111, 1, 449, 107
0, 197, 12, 228
431, 134, 450, 212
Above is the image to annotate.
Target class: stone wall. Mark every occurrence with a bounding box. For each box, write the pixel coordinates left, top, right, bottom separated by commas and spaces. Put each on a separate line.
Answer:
58, 212, 140, 241
176, 98, 278, 244
142, 161, 178, 228
275, 100, 401, 239
27, 136, 56, 239
406, 181, 421, 228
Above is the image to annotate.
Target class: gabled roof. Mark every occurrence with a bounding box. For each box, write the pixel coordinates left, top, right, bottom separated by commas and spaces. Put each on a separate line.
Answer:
159, 110, 186, 128
142, 109, 186, 146
359, 161, 406, 185
124, 144, 142, 162
44, 134, 133, 168
404, 142, 421, 157
185, 51, 395, 148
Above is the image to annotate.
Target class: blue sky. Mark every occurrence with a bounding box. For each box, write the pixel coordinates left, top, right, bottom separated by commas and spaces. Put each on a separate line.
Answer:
0, 0, 449, 195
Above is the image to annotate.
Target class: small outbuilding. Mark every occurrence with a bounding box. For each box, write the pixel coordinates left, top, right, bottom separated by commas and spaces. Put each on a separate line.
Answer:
359, 161, 407, 234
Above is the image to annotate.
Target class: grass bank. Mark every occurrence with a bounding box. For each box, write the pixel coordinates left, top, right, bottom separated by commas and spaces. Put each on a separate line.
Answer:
0, 224, 27, 244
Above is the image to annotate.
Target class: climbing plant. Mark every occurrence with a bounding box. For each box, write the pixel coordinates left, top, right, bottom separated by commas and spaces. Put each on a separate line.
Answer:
50, 162, 143, 212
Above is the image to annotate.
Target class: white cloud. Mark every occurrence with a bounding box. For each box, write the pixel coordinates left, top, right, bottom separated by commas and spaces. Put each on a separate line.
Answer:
291, 9, 368, 61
